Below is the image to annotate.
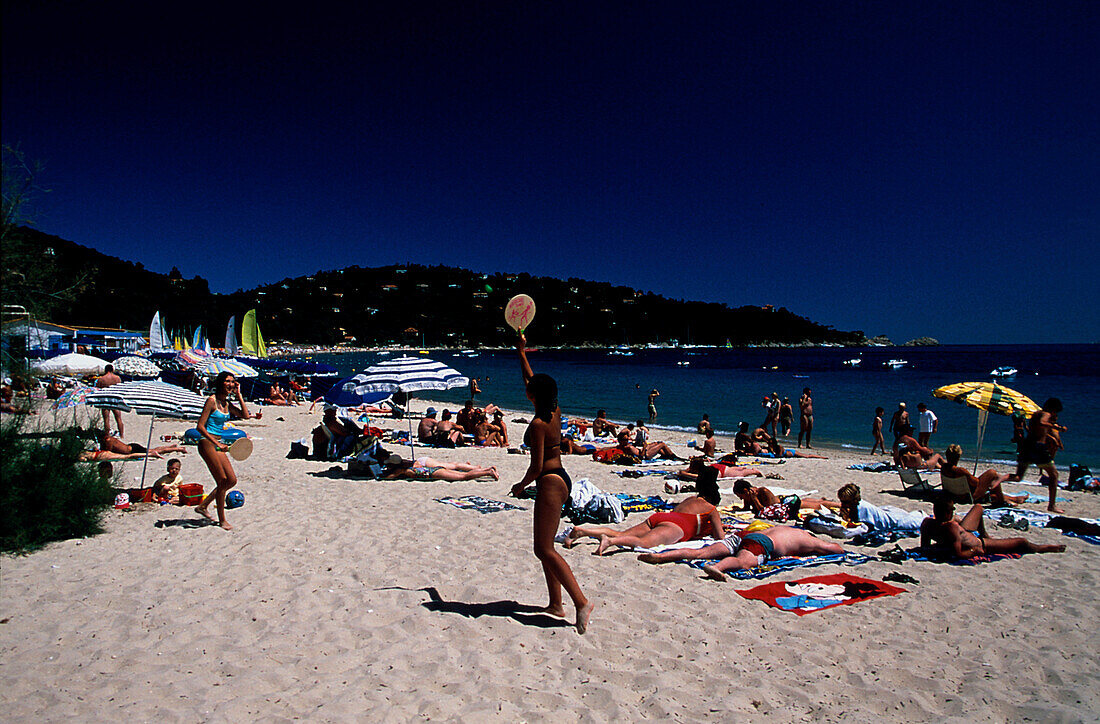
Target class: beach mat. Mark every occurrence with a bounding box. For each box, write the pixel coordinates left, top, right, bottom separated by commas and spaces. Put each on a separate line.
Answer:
614, 494, 673, 514
434, 496, 525, 514
682, 551, 874, 580
735, 573, 906, 615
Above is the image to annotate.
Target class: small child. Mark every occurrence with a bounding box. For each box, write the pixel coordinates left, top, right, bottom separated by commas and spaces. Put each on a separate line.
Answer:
871, 407, 886, 455
152, 458, 183, 504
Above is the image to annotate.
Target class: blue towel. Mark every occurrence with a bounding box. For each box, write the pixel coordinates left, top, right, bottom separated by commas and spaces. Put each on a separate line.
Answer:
680, 552, 874, 580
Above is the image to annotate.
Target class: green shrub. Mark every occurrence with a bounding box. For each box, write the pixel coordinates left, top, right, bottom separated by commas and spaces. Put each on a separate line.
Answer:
0, 416, 115, 553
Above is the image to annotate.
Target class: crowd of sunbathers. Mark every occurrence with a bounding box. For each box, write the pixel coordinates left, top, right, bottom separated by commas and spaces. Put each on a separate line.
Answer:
562, 466, 1064, 579
417, 400, 509, 447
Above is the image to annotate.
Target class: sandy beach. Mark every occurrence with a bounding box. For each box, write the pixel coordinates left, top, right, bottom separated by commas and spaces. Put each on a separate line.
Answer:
2, 402, 1098, 722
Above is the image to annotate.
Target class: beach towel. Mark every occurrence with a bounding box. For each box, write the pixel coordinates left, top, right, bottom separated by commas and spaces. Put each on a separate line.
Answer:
614, 494, 674, 514
735, 573, 906, 615
1005, 491, 1070, 504
683, 551, 874, 580
615, 469, 669, 478
1062, 530, 1100, 546
434, 495, 525, 514
846, 461, 899, 473
902, 549, 1023, 566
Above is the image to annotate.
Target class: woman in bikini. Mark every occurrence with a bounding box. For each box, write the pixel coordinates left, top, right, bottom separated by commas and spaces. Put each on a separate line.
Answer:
194, 372, 254, 530
381, 455, 498, 481
566, 469, 725, 556
509, 333, 594, 634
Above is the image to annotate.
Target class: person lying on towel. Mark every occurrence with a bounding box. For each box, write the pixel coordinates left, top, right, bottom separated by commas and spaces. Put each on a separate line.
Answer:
637, 524, 844, 582
919, 495, 1065, 560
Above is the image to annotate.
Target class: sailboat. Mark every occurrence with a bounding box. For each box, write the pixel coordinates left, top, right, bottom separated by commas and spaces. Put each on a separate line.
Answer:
225, 316, 239, 355
149, 312, 171, 352
241, 309, 267, 358
192, 326, 203, 351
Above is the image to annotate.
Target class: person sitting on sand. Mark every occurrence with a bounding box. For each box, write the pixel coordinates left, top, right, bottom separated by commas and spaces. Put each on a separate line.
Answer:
313, 405, 362, 459
735, 421, 764, 455
675, 456, 764, 482
565, 469, 725, 555
1, 381, 33, 414
919, 495, 1065, 560
266, 383, 293, 406
592, 409, 618, 437
46, 378, 65, 400
491, 409, 509, 446
417, 407, 438, 443
380, 455, 499, 482
638, 524, 844, 581
152, 458, 184, 504
432, 409, 465, 447
456, 400, 477, 433
697, 413, 713, 436
893, 425, 945, 470
940, 444, 1026, 507
699, 429, 717, 457
474, 410, 504, 447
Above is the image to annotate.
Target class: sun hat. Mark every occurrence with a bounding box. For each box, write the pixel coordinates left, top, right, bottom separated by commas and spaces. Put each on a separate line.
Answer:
426, 407, 437, 416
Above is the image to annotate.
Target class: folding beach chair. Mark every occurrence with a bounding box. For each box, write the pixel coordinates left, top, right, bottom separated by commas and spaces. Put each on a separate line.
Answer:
940, 474, 977, 503
898, 468, 940, 494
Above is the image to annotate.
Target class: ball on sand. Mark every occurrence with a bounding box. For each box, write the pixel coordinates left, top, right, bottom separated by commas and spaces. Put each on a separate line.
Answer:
225, 490, 245, 509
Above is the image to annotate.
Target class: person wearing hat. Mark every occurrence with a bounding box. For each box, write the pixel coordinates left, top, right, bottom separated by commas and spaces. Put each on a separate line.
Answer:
418, 407, 438, 443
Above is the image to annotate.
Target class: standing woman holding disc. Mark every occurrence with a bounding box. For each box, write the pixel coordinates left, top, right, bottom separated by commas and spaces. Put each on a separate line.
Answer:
195, 372, 254, 530
510, 320, 594, 634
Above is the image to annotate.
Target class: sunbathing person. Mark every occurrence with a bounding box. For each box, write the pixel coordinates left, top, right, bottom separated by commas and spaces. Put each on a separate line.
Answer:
940, 444, 1026, 507
592, 409, 618, 437
266, 383, 294, 406
828, 483, 927, 532
98, 431, 187, 458
894, 425, 945, 470
565, 470, 724, 555
561, 437, 600, 455
313, 406, 361, 459
676, 456, 764, 481
638, 524, 844, 581
432, 409, 465, 446
417, 407, 438, 443
919, 495, 1065, 560
380, 455, 499, 481
492, 409, 509, 446
474, 411, 504, 446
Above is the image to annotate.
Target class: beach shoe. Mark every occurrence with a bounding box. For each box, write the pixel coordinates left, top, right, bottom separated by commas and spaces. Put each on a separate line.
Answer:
879, 545, 907, 564
998, 513, 1029, 531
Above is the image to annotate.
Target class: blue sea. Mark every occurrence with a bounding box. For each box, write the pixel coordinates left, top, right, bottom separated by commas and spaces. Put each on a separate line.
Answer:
303, 345, 1100, 469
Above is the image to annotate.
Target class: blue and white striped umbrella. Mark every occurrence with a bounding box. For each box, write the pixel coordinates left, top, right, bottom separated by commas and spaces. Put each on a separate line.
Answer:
86, 380, 207, 420
202, 357, 259, 378
352, 356, 469, 394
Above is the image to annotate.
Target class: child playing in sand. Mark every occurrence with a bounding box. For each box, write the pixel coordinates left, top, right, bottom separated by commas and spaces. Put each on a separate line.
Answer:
152, 458, 183, 504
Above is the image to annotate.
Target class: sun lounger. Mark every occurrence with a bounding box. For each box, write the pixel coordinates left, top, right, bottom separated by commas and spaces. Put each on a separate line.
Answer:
899, 468, 940, 494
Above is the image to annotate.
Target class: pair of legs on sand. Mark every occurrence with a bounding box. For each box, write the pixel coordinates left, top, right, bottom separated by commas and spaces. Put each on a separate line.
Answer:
196, 438, 237, 530
535, 472, 594, 633
949, 503, 1066, 556
638, 526, 843, 582
567, 519, 694, 556
967, 468, 1027, 507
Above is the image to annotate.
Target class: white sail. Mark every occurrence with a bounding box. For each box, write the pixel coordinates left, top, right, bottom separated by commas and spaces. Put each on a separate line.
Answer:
150, 312, 166, 352
225, 316, 238, 354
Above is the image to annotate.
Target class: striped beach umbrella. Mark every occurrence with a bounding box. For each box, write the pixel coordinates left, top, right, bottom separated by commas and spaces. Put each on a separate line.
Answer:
202, 357, 259, 378
112, 355, 163, 378
175, 348, 212, 369
933, 381, 1040, 472
933, 382, 1039, 418
86, 380, 209, 487
352, 356, 468, 452
352, 356, 469, 394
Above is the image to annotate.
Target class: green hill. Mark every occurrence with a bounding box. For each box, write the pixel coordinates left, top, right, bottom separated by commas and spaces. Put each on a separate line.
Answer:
2, 227, 868, 347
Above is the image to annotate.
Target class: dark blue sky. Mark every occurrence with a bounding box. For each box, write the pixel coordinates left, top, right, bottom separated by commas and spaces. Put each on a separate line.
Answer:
3, 2, 1097, 343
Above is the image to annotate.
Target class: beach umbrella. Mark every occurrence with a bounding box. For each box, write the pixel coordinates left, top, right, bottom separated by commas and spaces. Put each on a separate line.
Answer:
320, 376, 393, 408
202, 358, 259, 378
87, 380, 208, 487
32, 352, 108, 376
51, 385, 94, 410
933, 381, 1040, 471
112, 355, 163, 378
353, 356, 469, 452
175, 348, 212, 368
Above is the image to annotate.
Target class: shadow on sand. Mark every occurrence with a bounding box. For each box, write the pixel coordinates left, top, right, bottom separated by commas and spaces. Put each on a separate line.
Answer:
381, 586, 571, 629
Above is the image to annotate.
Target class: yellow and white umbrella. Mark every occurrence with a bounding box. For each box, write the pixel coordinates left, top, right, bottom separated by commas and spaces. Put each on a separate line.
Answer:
933, 382, 1040, 471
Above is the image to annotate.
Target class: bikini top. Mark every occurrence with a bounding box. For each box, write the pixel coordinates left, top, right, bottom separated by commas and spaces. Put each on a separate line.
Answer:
524, 419, 561, 461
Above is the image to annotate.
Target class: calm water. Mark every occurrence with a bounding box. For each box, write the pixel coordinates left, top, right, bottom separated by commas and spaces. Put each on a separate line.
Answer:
304, 345, 1100, 469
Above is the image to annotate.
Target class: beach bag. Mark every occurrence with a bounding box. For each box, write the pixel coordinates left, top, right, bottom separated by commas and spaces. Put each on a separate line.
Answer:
178, 483, 204, 506
347, 459, 383, 478
287, 439, 310, 459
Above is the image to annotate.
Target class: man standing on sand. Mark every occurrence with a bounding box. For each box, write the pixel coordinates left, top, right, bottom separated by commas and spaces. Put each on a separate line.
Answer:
647, 388, 660, 422
1007, 398, 1067, 514
96, 364, 124, 438
797, 388, 813, 448
916, 403, 938, 449
889, 402, 909, 442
